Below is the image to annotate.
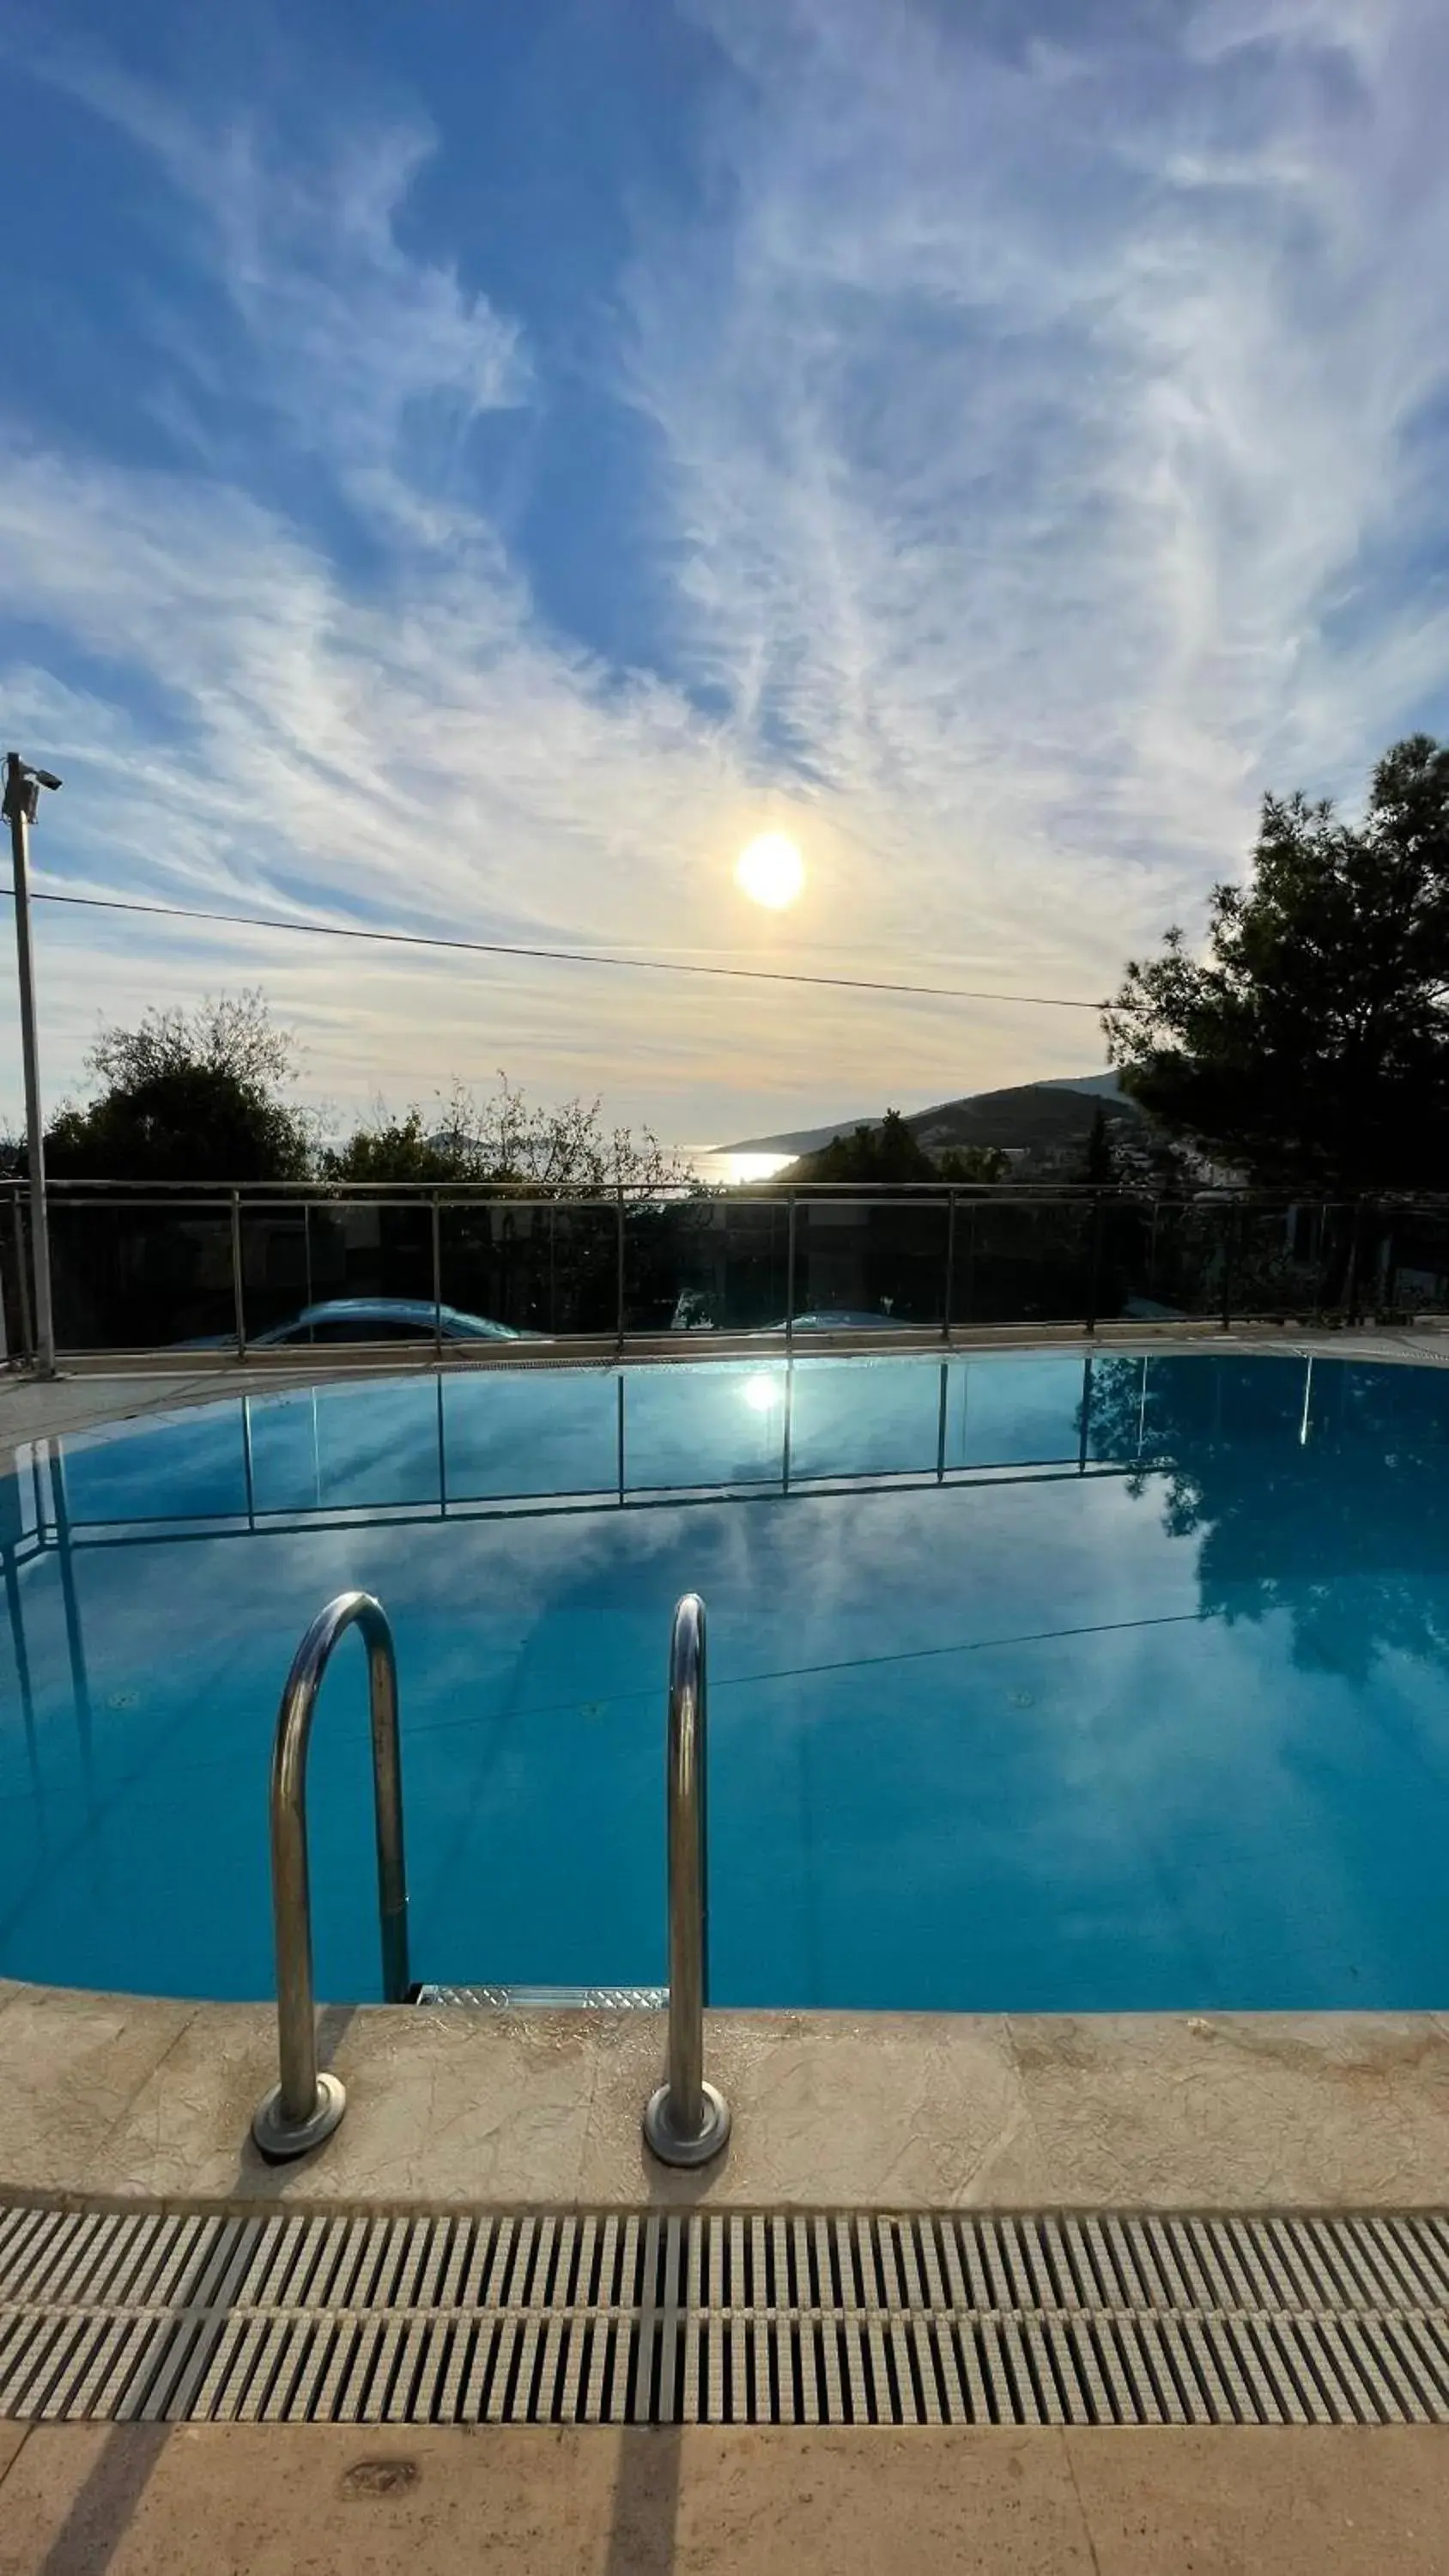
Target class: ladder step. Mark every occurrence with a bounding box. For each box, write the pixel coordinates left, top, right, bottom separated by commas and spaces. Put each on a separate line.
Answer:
411, 1983, 667, 2011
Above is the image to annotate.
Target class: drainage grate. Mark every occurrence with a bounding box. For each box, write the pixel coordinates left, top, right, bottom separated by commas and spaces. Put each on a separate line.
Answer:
5, 2206, 1449, 2426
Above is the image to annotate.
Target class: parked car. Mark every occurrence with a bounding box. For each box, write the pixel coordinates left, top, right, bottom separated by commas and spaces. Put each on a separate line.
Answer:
669, 1291, 914, 1335
669, 1297, 915, 1335
760, 1310, 917, 1333
175, 1297, 544, 1349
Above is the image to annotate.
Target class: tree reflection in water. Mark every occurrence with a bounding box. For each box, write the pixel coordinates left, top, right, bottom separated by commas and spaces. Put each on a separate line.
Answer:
1085, 1353, 1449, 1687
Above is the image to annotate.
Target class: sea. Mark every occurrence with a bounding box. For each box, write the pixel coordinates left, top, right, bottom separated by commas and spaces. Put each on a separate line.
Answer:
687, 1149, 796, 1187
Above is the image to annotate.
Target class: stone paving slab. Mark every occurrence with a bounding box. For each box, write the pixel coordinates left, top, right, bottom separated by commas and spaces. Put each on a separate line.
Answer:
4, 1984, 1449, 2215
1, 2422, 1447, 2575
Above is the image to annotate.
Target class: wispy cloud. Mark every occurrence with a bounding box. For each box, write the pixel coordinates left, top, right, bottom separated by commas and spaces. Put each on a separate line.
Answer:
3, 1, 1448, 1141
628, 0, 1449, 914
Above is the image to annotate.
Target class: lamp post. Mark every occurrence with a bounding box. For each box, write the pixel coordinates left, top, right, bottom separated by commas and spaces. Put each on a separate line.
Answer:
3, 754, 62, 1377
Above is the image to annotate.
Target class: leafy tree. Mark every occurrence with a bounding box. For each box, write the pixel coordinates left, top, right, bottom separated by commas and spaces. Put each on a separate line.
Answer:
85, 991, 298, 1096
324, 1075, 694, 1196
784, 1114, 1008, 1187
785, 1109, 937, 1184
1104, 734, 1449, 1191
45, 992, 314, 1182
321, 1103, 483, 1186
938, 1145, 1010, 1184
1085, 1350, 1449, 1685
1082, 1102, 1118, 1188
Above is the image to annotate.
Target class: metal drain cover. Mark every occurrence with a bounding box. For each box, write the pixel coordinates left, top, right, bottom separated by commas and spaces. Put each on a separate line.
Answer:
4, 2205, 1449, 2427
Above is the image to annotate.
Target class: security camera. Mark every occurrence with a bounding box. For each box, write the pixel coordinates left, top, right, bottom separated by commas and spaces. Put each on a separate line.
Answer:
3, 756, 64, 826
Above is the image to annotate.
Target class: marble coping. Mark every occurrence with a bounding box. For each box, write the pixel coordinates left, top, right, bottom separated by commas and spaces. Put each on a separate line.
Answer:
0, 1978, 1446, 2217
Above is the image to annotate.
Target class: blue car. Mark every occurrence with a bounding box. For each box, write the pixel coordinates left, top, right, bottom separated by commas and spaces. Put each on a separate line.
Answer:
176, 1297, 543, 1349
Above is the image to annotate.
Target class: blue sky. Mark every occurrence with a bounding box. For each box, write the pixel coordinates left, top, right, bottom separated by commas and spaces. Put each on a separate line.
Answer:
3, 0, 1448, 1145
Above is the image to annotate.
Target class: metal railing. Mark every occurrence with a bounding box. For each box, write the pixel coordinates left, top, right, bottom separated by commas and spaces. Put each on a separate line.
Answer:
643, 1593, 731, 2167
4, 1180, 1448, 1358
251, 1591, 410, 2161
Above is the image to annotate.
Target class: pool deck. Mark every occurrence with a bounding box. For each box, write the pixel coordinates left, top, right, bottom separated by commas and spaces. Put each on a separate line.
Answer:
4, 2421, 1449, 2575
5, 1982, 1449, 2217
5, 1328, 1449, 2569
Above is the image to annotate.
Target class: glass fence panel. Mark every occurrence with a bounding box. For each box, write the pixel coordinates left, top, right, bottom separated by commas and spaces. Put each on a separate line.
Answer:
1113, 1200, 1230, 1321
1090, 1199, 1155, 1323
50, 1200, 236, 1352
238, 1202, 308, 1338
440, 1200, 617, 1337
622, 1195, 788, 1335
1228, 1203, 1337, 1318
15, 1189, 1428, 1353
0, 1197, 31, 1359
791, 1196, 948, 1330
950, 1199, 1094, 1327
1376, 1204, 1449, 1316
238, 1201, 433, 1344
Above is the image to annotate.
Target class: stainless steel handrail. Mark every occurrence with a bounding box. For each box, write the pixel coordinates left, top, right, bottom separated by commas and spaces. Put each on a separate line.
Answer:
643, 1593, 731, 2166
251, 1591, 410, 2160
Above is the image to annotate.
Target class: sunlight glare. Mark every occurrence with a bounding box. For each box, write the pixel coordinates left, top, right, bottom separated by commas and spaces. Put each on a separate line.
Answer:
742, 1373, 783, 1413
735, 832, 805, 909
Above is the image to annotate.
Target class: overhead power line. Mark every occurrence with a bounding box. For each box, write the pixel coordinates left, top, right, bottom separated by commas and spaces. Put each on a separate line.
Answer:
0, 881, 1108, 1012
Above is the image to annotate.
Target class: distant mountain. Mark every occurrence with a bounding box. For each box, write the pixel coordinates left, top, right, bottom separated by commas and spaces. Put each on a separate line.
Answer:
720, 1075, 1138, 1160
1036, 1072, 1124, 1101
718, 1112, 880, 1157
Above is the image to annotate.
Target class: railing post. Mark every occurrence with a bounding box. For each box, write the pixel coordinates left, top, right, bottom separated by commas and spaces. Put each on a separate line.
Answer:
431, 1191, 443, 1359
1084, 1194, 1104, 1336
230, 1190, 246, 1358
785, 1191, 797, 1347
6, 761, 58, 1376
252, 1591, 410, 2160
1220, 1199, 1239, 1333
643, 1594, 731, 2168
615, 1185, 626, 1353
1343, 1199, 1365, 1325
1379, 1203, 1397, 1318
12, 1195, 33, 1364
942, 1189, 956, 1343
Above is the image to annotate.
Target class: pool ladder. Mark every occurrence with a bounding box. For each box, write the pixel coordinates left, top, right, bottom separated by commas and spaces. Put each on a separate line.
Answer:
250, 1592, 409, 2159
251, 1590, 730, 2169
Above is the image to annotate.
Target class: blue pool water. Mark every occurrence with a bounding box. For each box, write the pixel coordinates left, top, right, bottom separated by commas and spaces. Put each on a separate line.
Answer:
3, 1352, 1449, 2012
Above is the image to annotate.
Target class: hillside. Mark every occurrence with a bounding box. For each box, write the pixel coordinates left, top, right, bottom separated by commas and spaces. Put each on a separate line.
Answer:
907, 1082, 1140, 1157
721, 1076, 1140, 1162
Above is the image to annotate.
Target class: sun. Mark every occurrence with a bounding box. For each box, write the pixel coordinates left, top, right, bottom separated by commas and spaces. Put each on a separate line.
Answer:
735, 832, 805, 909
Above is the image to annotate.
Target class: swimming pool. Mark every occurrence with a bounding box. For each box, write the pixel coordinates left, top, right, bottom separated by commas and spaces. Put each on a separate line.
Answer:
3, 1351, 1448, 2014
